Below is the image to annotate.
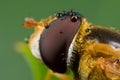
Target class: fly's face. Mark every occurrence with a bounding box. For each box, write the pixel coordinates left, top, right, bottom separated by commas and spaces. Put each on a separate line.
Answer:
24, 10, 120, 80
40, 11, 82, 73
24, 10, 82, 73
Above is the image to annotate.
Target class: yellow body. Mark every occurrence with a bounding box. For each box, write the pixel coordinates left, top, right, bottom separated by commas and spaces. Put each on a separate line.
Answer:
74, 18, 120, 80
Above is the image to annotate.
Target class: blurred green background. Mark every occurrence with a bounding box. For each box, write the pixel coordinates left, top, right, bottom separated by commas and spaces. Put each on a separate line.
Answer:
1, 0, 120, 80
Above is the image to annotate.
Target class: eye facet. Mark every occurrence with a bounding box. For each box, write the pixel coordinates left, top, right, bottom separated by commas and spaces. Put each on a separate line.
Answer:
39, 11, 82, 73
71, 16, 78, 22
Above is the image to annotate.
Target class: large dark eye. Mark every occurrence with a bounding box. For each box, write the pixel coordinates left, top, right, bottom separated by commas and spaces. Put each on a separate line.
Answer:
39, 11, 81, 73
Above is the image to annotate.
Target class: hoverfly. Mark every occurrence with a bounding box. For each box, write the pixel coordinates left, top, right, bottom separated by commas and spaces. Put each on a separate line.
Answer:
24, 10, 120, 80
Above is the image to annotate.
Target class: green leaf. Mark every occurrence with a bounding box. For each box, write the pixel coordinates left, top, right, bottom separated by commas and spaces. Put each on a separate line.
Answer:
15, 42, 73, 80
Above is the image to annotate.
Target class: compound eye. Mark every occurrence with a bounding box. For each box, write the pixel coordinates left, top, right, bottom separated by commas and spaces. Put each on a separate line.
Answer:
40, 11, 81, 73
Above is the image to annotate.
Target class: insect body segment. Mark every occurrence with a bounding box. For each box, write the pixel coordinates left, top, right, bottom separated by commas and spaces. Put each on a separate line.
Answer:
73, 22, 120, 79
